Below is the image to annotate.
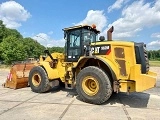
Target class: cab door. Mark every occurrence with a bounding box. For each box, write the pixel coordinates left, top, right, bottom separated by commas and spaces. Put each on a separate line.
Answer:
65, 29, 83, 62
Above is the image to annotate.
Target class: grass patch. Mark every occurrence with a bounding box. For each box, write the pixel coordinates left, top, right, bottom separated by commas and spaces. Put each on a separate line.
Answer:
149, 61, 160, 67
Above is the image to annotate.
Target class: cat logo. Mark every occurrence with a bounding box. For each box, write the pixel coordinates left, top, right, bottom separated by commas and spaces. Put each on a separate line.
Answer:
91, 47, 100, 54
91, 45, 110, 54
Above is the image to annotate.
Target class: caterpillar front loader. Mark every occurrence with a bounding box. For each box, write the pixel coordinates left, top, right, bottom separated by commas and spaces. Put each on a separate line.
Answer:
5, 24, 157, 104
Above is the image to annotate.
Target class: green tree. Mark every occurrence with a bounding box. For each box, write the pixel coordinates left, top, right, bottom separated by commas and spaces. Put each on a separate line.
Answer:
4, 28, 23, 39
148, 50, 160, 60
48, 47, 64, 53
23, 37, 45, 59
0, 36, 27, 64
0, 20, 22, 43
0, 20, 5, 43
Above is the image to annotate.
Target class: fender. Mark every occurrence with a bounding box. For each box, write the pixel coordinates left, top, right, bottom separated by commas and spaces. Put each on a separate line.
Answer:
39, 61, 59, 80
74, 56, 118, 81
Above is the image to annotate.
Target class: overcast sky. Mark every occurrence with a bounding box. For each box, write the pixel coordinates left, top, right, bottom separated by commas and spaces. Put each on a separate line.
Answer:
0, 0, 160, 50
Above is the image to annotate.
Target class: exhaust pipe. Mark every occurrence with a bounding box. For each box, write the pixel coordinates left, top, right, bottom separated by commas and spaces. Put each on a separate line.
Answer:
107, 26, 114, 41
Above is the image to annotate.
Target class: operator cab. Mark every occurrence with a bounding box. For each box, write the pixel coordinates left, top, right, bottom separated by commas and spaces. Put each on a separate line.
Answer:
63, 25, 100, 62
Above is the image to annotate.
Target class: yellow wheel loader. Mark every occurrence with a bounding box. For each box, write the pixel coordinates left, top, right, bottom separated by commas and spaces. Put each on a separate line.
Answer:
4, 25, 157, 104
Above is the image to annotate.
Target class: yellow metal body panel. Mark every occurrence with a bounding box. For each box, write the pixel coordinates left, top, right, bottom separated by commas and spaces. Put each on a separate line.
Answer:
96, 56, 119, 77
91, 41, 137, 80
112, 44, 136, 79
119, 80, 135, 92
93, 40, 134, 46
39, 61, 59, 80
129, 64, 157, 92
75, 55, 119, 78
118, 66, 156, 92
39, 52, 66, 81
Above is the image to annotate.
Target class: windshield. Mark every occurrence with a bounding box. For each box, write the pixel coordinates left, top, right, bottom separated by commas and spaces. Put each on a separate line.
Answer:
83, 29, 97, 43
69, 29, 97, 47
69, 30, 81, 47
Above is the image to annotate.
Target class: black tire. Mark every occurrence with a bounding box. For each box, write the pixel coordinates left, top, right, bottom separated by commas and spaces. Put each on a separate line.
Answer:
143, 45, 149, 73
29, 66, 50, 93
76, 66, 112, 104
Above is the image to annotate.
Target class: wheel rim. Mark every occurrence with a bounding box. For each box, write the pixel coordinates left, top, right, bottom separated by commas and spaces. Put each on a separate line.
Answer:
82, 76, 99, 96
32, 73, 41, 87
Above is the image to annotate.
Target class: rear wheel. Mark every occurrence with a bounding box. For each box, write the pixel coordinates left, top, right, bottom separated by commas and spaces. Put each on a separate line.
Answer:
29, 66, 50, 93
76, 66, 112, 104
143, 45, 149, 73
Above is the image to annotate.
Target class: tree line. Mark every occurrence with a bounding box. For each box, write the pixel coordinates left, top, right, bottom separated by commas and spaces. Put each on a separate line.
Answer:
0, 20, 64, 64
148, 50, 160, 61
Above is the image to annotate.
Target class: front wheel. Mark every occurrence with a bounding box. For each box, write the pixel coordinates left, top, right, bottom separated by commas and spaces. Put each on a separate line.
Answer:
29, 66, 51, 93
76, 66, 112, 104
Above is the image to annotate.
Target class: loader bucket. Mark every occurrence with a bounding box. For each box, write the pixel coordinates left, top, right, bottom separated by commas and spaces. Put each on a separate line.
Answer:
3, 63, 35, 89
